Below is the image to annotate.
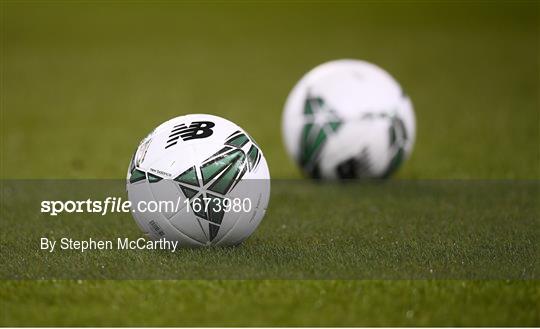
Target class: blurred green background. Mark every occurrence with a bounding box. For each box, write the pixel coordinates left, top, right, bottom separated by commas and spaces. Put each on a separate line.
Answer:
1, 1, 539, 326
2, 1, 538, 179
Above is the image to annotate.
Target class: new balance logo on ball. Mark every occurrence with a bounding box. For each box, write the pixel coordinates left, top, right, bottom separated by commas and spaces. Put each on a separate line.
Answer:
165, 121, 215, 149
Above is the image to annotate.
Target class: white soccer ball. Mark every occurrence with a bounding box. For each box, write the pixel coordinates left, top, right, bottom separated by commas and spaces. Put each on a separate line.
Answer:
126, 114, 270, 247
282, 59, 416, 179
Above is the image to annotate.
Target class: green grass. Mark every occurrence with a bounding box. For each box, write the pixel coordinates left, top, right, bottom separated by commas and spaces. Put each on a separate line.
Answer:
1, 1, 539, 326
2, 2, 538, 179
1, 281, 538, 326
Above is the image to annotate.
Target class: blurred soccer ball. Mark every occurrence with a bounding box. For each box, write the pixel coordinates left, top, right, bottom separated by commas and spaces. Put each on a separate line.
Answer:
282, 59, 416, 179
127, 114, 270, 247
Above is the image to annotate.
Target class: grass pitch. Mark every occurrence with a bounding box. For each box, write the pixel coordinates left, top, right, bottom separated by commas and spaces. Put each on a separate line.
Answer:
2, 280, 538, 326
1, 1, 539, 326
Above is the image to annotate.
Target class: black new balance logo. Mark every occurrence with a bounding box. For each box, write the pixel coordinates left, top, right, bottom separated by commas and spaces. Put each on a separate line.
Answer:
165, 121, 215, 149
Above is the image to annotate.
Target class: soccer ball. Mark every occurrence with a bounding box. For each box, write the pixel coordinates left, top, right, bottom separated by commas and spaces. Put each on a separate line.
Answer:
282, 59, 416, 179
126, 114, 270, 247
